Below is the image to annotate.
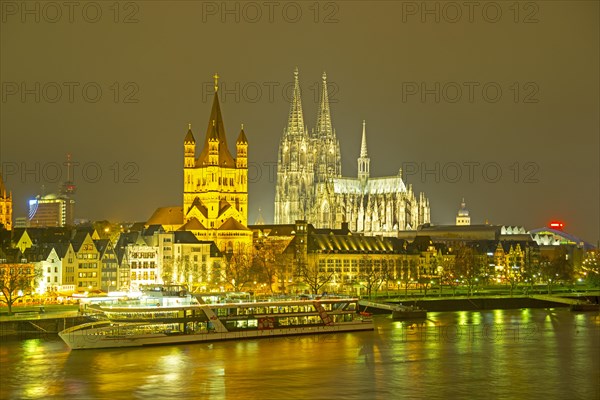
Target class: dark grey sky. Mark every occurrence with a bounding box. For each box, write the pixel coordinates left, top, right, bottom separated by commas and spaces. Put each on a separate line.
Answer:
1, 1, 598, 243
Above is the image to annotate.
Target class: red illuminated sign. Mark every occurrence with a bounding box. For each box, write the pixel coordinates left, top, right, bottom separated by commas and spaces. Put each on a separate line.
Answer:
549, 221, 564, 230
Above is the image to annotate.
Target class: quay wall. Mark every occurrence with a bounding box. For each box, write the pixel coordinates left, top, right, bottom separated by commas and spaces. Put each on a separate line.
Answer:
0, 316, 90, 338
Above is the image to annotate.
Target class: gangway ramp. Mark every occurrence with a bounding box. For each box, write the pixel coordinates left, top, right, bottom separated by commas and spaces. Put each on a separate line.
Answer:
359, 300, 403, 312
531, 295, 581, 306
359, 300, 428, 319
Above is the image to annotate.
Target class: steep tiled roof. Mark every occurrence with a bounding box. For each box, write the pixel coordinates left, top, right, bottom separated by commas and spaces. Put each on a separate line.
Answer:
147, 207, 183, 226
219, 217, 250, 231
178, 218, 207, 231
173, 231, 201, 244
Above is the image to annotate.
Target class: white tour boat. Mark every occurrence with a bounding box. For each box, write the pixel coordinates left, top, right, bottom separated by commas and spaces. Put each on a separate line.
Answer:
59, 285, 374, 350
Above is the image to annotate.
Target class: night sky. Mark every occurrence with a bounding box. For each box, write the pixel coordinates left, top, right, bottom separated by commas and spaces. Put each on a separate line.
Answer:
1, 1, 598, 243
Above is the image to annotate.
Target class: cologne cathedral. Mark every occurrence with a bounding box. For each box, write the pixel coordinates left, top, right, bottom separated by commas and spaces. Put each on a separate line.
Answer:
274, 68, 431, 236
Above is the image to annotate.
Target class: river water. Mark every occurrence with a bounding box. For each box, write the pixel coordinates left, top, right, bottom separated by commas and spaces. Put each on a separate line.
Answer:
1, 308, 598, 400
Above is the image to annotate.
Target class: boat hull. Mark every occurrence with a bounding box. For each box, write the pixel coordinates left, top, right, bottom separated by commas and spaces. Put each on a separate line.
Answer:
59, 321, 374, 350
392, 310, 427, 320
570, 303, 600, 312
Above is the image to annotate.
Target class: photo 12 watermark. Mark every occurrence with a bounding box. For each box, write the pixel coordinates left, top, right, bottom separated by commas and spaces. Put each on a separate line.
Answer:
401, 161, 540, 184
1, 1, 140, 23
1, 161, 141, 185
399, 1, 540, 24
400, 82, 540, 104
200, 1, 340, 24
202, 79, 339, 104
1, 82, 140, 104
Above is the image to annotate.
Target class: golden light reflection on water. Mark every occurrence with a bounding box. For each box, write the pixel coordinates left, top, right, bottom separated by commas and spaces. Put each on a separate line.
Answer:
13, 339, 71, 399
1, 309, 598, 399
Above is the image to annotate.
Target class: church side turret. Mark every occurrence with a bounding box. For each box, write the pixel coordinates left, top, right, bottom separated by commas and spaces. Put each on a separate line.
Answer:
358, 120, 370, 185
236, 124, 248, 169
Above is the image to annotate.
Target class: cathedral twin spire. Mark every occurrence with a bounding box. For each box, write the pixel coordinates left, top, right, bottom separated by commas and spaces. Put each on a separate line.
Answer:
315, 72, 333, 138
276, 68, 341, 224
286, 67, 306, 136
285, 68, 337, 142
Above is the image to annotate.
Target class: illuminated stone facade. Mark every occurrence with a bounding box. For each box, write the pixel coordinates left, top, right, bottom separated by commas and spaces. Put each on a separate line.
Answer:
0, 175, 12, 231
145, 75, 252, 253
275, 69, 430, 235
181, 76, 252, 253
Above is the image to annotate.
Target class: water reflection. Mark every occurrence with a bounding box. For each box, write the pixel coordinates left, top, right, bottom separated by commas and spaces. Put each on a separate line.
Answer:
1, 309, 598, 399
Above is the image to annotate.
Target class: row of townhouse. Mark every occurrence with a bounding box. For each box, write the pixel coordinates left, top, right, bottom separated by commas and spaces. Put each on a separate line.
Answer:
1, 226, 227, 296
115, 228, 224, 291
8, 228, 118, 294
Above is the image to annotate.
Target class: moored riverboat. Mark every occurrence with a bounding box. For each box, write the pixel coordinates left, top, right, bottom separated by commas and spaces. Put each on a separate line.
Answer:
59, 286, 373, 349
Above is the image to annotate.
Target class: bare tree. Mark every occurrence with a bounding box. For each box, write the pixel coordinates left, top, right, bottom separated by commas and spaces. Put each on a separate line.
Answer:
400, 258, 417, 298
253, 240, 288, 294
454, 244, 480, 296
358, 254, 387, 299
0, 263, 37, 314
224, 245, 255, 292
436, 253, 460, 296
297, 255, 335, 296
174, 255, 201, 291
543, 246, 573, 294
505, 265, 522, 297
161, 257, 174, 284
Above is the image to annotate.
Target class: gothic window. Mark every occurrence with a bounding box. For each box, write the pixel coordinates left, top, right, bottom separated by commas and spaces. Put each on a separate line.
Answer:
321, 201, 330, 225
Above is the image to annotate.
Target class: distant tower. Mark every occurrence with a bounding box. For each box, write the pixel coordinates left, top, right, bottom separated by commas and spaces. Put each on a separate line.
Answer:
456, 198, 471, 226
0, 173, 13, 230
357, 120, 370, 185
60, 153, 77, 196
59, 153, 76, 226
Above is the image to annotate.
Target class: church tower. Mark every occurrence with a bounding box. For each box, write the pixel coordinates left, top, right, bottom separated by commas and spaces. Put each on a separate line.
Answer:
181, 73, 251, 252
0, 174, 12, 230
357, 120, 370, 185
274, 68, 315, 224
456, 198, 471, 225
313, 72, 341, 183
